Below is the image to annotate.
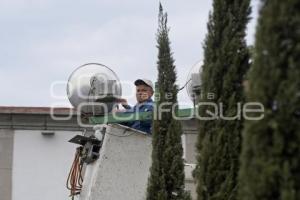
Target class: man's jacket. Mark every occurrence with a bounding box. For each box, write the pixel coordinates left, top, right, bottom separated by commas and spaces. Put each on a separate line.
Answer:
121, 98, 153, 134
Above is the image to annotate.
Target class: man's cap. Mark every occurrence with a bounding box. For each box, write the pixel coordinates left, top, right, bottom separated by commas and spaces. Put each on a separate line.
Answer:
134, 79, 154, 90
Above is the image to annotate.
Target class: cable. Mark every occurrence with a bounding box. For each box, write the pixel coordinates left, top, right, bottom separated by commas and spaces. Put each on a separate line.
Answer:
178, 78, 191, 92
66, 147, 84, 200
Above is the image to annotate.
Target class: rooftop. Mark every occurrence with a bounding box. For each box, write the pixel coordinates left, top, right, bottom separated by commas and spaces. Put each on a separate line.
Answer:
0, 106, 76, 115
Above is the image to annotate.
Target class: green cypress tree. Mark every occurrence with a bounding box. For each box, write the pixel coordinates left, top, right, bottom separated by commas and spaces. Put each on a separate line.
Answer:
195, 0, 251, 199
146, 4, 191, 200
238, 0, 300, 199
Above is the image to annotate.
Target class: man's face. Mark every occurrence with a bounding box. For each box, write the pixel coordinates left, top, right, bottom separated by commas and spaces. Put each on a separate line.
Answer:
136, 84, 153, 103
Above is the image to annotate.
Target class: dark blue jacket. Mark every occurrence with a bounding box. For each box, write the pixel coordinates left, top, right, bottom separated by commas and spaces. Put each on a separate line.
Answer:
121, 98, 153, 134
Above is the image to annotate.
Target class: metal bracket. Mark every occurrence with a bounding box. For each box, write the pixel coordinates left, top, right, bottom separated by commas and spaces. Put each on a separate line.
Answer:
69, 134, 102, 164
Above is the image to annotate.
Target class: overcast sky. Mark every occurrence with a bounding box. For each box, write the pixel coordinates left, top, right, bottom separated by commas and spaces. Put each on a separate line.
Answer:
0, 0, 260, 108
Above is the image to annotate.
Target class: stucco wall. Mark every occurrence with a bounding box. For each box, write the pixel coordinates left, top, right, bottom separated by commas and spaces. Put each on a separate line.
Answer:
80, 124, 152, 200
12, 130, 80, 200
0, 108, 198, 200
0, 129, 13, 200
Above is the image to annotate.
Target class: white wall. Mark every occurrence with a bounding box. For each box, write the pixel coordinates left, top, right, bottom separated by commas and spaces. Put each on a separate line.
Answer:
12, 130, 81, 200
80, 124, 152, 200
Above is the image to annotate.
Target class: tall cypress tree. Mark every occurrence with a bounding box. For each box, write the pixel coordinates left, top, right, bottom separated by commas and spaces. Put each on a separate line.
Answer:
238, 0, 300, 199
195, 0, 251, 199
146, 4, 191, 200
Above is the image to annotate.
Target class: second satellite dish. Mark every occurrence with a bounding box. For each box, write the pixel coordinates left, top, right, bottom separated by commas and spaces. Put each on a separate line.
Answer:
67, 63, 122, 115
186, 61, 202, 103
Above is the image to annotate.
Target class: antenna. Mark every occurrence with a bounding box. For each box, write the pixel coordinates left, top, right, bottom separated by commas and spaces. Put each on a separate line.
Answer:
67, 63, 122, 115
186, 61, 203, 106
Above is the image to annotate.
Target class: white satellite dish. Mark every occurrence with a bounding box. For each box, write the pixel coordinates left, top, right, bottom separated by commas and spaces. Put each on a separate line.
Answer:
186, 61, 202, 103
67, 63, 122, 115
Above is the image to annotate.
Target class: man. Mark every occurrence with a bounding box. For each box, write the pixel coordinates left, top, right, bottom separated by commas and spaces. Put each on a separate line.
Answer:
117, 79, 154, 134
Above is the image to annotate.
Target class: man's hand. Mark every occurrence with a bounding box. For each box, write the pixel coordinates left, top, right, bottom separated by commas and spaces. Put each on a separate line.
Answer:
116, 98, 131, 109
116, 98, 128, 105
